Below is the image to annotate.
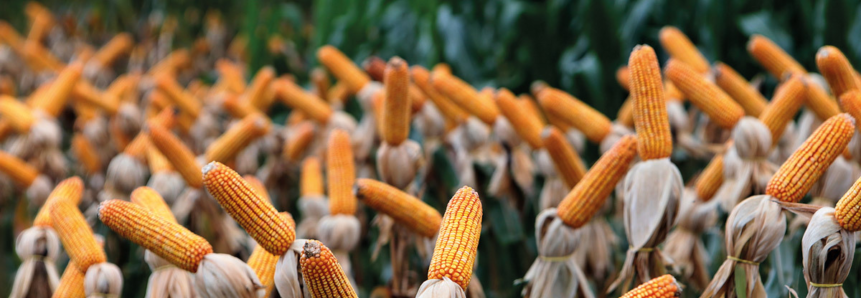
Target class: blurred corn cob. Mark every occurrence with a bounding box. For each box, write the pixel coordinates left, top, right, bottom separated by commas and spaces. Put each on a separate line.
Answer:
497, 88, 544, 149
431, 73, 500, 125
542, 127, 587, 188
714, 62, 768, 117
205, 113, 271, 163
275, 78, 333, 124
747, 35, 806, 78
538, 88, 612, 143
659, 26, 709, 73
695, 154, 723, 202
33, 177, 83, 227
148, 123, 203, 189
816, 46, 860, 100
758, 75, 807, 144
317, 46, 371, 93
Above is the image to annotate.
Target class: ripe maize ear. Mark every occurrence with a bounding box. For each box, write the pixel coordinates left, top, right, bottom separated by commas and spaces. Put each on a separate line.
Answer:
301, 157, 324, 197
72, 133, 102, 174
557, 135, 638, 228
659, 26, 710, 74
130, 186, 177, 223
758, 75, 807, 144
53, 262, 86, 298
283, 121, 315, 162
714, 62, 768, 117
91, 33, 133, 68
317, 46, 371, 94
816, 46, 859, 99
617, 67, 631, 91
630, 45, 673, 160
518, 94, 546, 125
497, 88, 544, 149
300, 240, 358, 297
836, 175, 861, 231
148, 124, 203, 189
155, 75, 201, 119
617, 96, 635, 127
247, 241, 279, 296
427, 186, 483, 291
665, 59, 744, 129
247, 66, 276, 111
805, 82, 842, 121
147, 146, 173, 174
22, 40, 64, 72
431, 73, 500, 125
432, 63, 451, 75
243, 175, 270, 203
620, 274, 681, 298
214, 59, 246, 94
205, 113, 271, 163
327, 129, 357, 215
841, 91, 861, 131
0, 95, 35, 133
52, 201, 106, 271
73, 81, 119, 115
32, 62, 82, 117
274, 78, 333, 124
222, 94, 258, 119
382, 57, 411, 146
767, 114, 855, 202
695, 154, 723, 201
355, 178, 443, 238
33, 177, 83, 227
542, 127, 587, 189
538, 88, 612, 143
0, 150, 39, 187
747, 35, 806, 78
411, 66, 469, 124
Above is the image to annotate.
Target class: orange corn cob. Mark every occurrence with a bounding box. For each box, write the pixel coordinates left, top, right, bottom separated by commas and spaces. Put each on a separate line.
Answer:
274, 78, 333, 124
665, 59, 744, 129
247, 66, 276, 111
617, 96, 635, 127
26, 7, 52, 43
557, 135, 638, 228
546, 112, 573, 132
91, 33, 133, 67
147, 146, 173, 174
147, 49, 190, 78
72, 133, 102, 174
0, 75, 15, 96
427, 186, 482, 290
542, 127, 587, 189
518, 94, 546, 125
51, 201, 106, 271
243, 175, 270, 203
148, 124, 203, 189
432, 63, 451, 75
53, 262, 86, 298
816, 46, 860, 99
205, 113, 271, 163
22, 41, 64, 72
431, 73, 500, 125
99, 200, 212, 272
222, 94, 259, 119
841, 91, 861, 131
311, 68, 330, 101
203, 162, 295, 255
215, 59, 247, 94
766, 114, 855, 202
747, 35, 806, 78
123, 132, 151, 162
317, 46, 371, 93
0, 95, 35, 133
382, 57, 411, 145
0, 150, 39, 186
538, 88, 612, 143
714, 62, 768, 117
155, 75, 201, 119
659, 26, 710, 73
300, 240, 359, 297
247, 241, 280, 296
0, 21, 24, 49
695, 154, 723, 201
617, 67, 631, 91
836, 174, 861, 231
805, 82, 842, 121
33, 177, 83, 227
355, 178, 443, 238
73, 81, 120, 115
620, 274, 681, 298
130, 187, 177, 223
32, 62, 83, 117
327, 82, 351, 105
408, 84, 427, 113
630, 45, 673, 160
496, 88, 544, 149
327, 129, 357, 215
301, 157, 324, 197
758, 75, 807, 144
363, 56, 386, 81
283, 121, 315, 162
372, 91, 385, 136
664, 81, 684, 101
106, 74, 135, 102
411, 66, 469, 124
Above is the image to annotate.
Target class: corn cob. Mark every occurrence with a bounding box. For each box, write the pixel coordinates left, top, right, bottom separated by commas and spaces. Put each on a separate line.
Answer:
630, 45, 673, 160
300, 240, 359, 297
155, 75, 201, 119
283, 121, 315, 162
53, 262, 86, 298
91, 33, 133, 68
317, 46, 371, 94
382, 57, 411, 145
427, 186, 483, 290
243, 175, 270, 203
664, 81, 684, 101
32, 62, 83, 117
274, 78, 333, 124
411, 66, 470, 124
215, 59, 247, 93
557, 135, 638, 228
301, 157, 324, 197
99, 200, 212, 272
51, 201, 106, 271
766, 114, 855, 202
714, 62, 768, 117
148, 123, 203, 189
617, 96, 635, 127
130, 187, 177, 223
431, 73, 500, 125
73, 81, 120, 115
247, 240, 280, 296
0, 76, 14, 96
617, 67, 631, 91
836, 173, 861, 231
758, 75, 807, 144
695, 154, 723, 201
659, 26, 710, 74
327, 83, 350, 105
72, 133, 102, 174
0, 150, 39, 186
26, 7, 52, 44
518, 94, 546, 125
221, 94, 257, 119
408, 84, 427, 113
432, 63, 452, 75
841, 91, 861, 130
620, 274, 681, 298
665, 59, 744, 129
311, 68, 330, 101
805, 82, 842, 121
203, 162, 295, 255
542, 127, 587, 189
355, 178, 443, 238
747, 35, 806, 78
22, 40, 64, 72
0, 21, 24, 49
147, 146, 173, 174
205, 113, 271, 163
494, 89, 543, 148
0, 122, 11, 143
147, 49, 190, 78
33, 177, 83, 227
0, 95, 35, 133
327, 129, 357, 215
247, 66, 276, 111
546, 112, 573, 132
816, 46, 860, 99
538, 88, 613, 143
372, 92, 386, 136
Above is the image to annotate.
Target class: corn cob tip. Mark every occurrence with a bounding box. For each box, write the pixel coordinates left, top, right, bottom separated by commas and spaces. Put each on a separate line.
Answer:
620, 274, 681, 298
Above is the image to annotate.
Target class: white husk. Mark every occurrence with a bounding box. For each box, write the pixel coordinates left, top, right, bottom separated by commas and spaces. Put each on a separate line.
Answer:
316, 214, 361, 288
493, 117, 521, 148
770, 122, 798, 165
147, 172, 187, 205
664, 189, 717, 290
144, 250, 196, 298
193, 253, 264, 298
536, 150, 568, 210
510, 145, 536, 197
416, 277, 467, 298
801, 208, 854, 298
234, 140, 261, 175
376, 140, 422, 189
105, 153, 149, 195
26, 175, 53, 207
521, 209, 594, 298
84, 263, 123, 298
9, 227, 60, 298
296, 196, 328, 239
274, 239, 308, 298
415, 102, 446, 143
599, 124, 633, 155
713, 117, 777, 211
667, 100, 709, 159
572, 216, 617, 288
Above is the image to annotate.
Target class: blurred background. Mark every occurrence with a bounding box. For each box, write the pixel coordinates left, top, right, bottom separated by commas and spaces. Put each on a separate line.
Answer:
3, 0, 861, 297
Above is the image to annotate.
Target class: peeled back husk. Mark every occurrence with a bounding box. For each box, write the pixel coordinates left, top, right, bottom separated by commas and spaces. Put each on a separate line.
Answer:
713, 117, 777, 211
9, 227, 60, 298
664, 189, 717, 290
521, 209, 594, 298
193, 254, 264, 298
144, 250, 196, 297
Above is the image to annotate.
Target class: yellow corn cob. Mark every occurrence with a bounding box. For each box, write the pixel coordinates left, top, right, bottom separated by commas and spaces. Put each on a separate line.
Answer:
300, 240, 359, 297
758, 75, 807, 144
659, 26, 709, 73
542, 127, 587, 189
301, 157, 324, 197
106, 74, 135, 102
91, 33, 133, 68
805, 81, 842, 121
0, 95, 36, 133
215, 59, 247, 94
841, 91, 861, 130
0, 21, 24, 49
22, 40, 64, 72
203, 162, 295, 255
0, 76, 15, 96
327, 82, 351, 105
427, 186, 482, 290
148, 124, 203, 189
411, 66, 470, 124
431, 73, 500, 125
147, 146, 173, 174
747, 35, 807, 78
408, 84, 427, 113
73, 102, 99, 123
130, 187, 177, 223
518, 94, 546, 125
767, 114, 855, 202
695, 154, 723, 201
274, 78, 333, 124
99, 200, 212, 272
630, 45, 673, 160
617, 96, 635, 127
155, 75, 201, 119
32, 62, 83, 117
355, 178, 443, 238
816, 46, 860, 99
664, 81, 684, 101
222, 94, 259, 119
53, 262, 86, 298
714, 62, 768, 117
283, 121, 315, 162
26, 8, 52, 43
33, 177, 83, 227
317, 46, 371, 94
205, 113, 271, 163
51, 201, 106, 271
496, 88, 544, 149
432, 63, 451, 75
247, 240, 279, 296
557, 135, 638, 228
372, 92, 386, 136
0, 150, 39, 186
665, 59, 744, 129
327, 129, 357, 215
836, 173, 861, 231
73, 81, 119, 115
147, 49, 190, 78
123, 132, 152, 162
620, 274, 681, 298
382, 57, 411, 145
546, 112, 573, 132
311, 68, 330, 101
247, 66, 276, 111
538, 88, 613, 143
617, 67, 631, 91
72, 133, 102, 174
243, 175, 270, 203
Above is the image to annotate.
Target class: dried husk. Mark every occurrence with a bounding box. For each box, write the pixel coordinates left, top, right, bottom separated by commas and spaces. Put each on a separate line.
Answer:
664, 189, 717, 290
713, 117, 777, 211
599, 124, 634, 155
105, 153, 149, 196
26, 174, 52, 207
274, 239, 308, 298
234, 140, 261, 175
565, 128, 586, 155
296, 196, 328, 239
668, 100, 710, 159
793, 109, 821, 153
487, 149, 511, 198
9, 227, 60, 298
147, 171, 187, 205
84, 263, 123, 298
521, 209, 594, 298
770, 122, 798, 165
316, 214, 361, 288
510, 146, 537, 197
801, 207, 854, 298
416, 277, 466, 298
193, 253, 265, 298
571, 215, 617, 289
376, 140, 422, 189
144, 250, 196, 298
415, 102, 446, 146
351, 110, 375, 162
611, 158, 682, 293
700, 195, 786, 298
493, 117, 521, 148
536, 150, 568, 211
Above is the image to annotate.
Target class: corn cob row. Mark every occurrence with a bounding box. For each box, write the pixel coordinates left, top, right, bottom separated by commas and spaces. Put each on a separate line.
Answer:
0, 150, 40, 186
620, 274, 681, 298
283, 121, 315, 162
542, 127, 587, 189
714, 62, 768, 117
146, 146, 173, 174
317, 46, 371, 93
301, 157, 324, 197
557, 135, 638, 228
766, 114, 855, 202
431, 73, 500, 125
816, 46, 859, 99
327, 129, 357, 215
665, 59, 744, 129
147, 123, 203, 189
33, 177, 83, 227
0, 95, 35, 133
411, 66, 469, 124
72, 133, 102, 174
427, 186, 483, 291
130, 187, 177, 223
382, 57, 411, 145
695, 154, 723, 202
630, 45, 673, 160
538, 88, 612, 143
300, 240, 359, 297
51, 201, 106, 271
155, 75, 201, 119
274, 78, 333, 124
497, 88, 544, 149
758, 75, 807, 144
205, 113, 271, 163
53, 262, 86, 298
354, 178, 442, 238
747, 35, 807, 78
659, 26, 710, 74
